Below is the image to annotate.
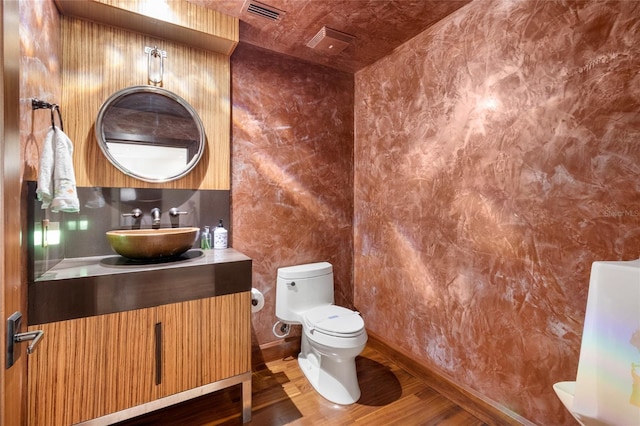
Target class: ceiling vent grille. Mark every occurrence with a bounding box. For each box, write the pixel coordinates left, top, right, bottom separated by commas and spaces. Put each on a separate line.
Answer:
307, 26, 355, 55
243, 1, 284, 22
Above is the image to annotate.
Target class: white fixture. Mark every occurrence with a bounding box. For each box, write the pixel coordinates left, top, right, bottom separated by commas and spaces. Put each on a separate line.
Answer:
306, 26, 355, 55
552, 381, 588, 426
275, 262, 367, 405
554, 259, 640, 425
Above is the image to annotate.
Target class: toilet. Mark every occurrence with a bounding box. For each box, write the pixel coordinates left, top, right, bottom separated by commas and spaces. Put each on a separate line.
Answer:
553, 259, 640, 426
276, 262, 367, 405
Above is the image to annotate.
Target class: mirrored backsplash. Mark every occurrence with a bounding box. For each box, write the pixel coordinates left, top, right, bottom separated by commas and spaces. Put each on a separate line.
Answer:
27, 182, 230, 281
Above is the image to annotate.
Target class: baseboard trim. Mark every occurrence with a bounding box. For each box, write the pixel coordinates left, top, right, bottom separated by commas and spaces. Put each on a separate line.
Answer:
252, 336, 301, 370
366, 330, 535, 426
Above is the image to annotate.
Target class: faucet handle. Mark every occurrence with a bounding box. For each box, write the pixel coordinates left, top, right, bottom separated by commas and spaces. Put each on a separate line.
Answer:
169, 207, 188, 217
122, 208, 143, 218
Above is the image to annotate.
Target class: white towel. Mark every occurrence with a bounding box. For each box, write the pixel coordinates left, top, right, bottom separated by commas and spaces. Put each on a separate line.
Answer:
36, 126, 80, 213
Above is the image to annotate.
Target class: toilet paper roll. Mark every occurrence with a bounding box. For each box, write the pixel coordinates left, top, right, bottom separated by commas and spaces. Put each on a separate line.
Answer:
251, 288, 265, 313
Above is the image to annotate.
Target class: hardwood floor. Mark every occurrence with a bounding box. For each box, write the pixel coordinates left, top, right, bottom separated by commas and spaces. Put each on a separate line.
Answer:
117, 345, 488, 426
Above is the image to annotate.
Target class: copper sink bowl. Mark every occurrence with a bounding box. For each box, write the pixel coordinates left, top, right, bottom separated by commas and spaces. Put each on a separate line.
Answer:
106, 227, 199, 260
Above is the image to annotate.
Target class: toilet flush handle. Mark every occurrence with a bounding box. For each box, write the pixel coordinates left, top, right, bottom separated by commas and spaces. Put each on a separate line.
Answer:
287, 281, 296, 288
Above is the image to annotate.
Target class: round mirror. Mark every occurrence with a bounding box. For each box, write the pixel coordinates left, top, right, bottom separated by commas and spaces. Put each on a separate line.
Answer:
95, 86, 206, 183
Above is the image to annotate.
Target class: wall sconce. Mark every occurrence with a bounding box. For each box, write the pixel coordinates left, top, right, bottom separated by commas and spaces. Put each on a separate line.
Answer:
145, 46, 166, 86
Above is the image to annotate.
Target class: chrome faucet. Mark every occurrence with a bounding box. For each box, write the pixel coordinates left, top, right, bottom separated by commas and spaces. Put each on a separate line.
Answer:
150, 208, 161, 229
122, 208, 143, 229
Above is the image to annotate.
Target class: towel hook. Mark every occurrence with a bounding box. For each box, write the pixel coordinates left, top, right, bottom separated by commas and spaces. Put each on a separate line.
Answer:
51, 104, 64, 132
32, 99, 64, 132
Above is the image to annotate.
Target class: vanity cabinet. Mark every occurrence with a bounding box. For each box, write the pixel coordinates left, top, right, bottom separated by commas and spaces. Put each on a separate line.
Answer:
157, 293, 251, 398
27, 292, 251, 425
27, 307, 157, 424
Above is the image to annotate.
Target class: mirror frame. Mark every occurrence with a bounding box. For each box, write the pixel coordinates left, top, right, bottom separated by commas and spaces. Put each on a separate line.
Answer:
95, 85, 206, 183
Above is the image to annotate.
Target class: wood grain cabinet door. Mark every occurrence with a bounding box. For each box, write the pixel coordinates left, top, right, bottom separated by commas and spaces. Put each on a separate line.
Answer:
27, 307, 158, 425
26, 292, 251, 425
157, 292, 251, 398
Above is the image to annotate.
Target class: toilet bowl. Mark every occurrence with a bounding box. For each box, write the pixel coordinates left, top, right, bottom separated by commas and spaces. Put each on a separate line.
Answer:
275, 262, 367, 405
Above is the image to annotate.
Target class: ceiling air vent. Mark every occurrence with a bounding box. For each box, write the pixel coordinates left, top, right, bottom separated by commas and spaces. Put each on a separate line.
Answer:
243, 0, 284, 22
307, 26, 355, 55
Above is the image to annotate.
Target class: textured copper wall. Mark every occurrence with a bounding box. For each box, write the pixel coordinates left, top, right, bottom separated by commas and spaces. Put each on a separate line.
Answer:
20, 0, 61, 181
231, 44, 354, 346
355, 0, 640, 424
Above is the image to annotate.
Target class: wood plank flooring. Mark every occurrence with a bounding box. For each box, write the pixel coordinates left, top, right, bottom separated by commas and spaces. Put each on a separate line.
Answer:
117, 345, 488, 425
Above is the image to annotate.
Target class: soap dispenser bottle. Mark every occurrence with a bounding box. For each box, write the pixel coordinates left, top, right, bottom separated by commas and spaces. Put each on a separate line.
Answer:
213, 219, 228, 249
200, 226, 211, 250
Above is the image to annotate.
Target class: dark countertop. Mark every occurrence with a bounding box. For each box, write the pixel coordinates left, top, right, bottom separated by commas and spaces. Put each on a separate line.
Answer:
29, 248, 253, 325
35, 248, 251, 281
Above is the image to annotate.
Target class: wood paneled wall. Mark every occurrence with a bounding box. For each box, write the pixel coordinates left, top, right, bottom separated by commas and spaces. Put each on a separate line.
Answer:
61, 16, 232, 189
55, 0, 238, 56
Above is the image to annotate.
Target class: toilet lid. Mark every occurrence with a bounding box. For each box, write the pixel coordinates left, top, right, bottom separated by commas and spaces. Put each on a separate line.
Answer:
303, 305, 364, 337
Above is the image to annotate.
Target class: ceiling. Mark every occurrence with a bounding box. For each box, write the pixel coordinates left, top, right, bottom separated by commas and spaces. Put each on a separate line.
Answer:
187, 0, 472, 73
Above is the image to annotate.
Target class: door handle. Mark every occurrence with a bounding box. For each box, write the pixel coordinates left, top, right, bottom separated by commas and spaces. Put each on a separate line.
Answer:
6, 311, 44, 368
15, 330, 44, 354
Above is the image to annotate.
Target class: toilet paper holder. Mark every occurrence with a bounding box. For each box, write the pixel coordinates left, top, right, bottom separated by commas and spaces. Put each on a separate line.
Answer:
250, 288, 265, 313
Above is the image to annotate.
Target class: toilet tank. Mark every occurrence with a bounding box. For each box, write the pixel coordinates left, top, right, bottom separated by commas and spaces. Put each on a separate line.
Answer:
276, 262, 334, 324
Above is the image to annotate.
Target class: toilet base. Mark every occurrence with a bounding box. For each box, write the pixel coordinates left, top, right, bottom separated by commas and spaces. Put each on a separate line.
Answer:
298, 351, 361, 405
298, 333, 365, 405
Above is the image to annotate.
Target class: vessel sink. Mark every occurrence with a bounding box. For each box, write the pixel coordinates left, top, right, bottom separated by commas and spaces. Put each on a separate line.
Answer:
106, 227, 199, 260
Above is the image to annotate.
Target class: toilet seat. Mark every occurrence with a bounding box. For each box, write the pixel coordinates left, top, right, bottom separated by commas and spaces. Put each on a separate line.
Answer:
303, 305, 365, 338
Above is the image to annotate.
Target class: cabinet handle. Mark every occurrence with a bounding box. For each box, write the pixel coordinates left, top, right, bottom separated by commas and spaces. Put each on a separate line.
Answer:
155, 322, 162, 385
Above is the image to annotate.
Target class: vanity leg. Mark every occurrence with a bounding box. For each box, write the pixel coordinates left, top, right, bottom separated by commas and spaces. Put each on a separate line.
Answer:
242, 374, 252, 423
